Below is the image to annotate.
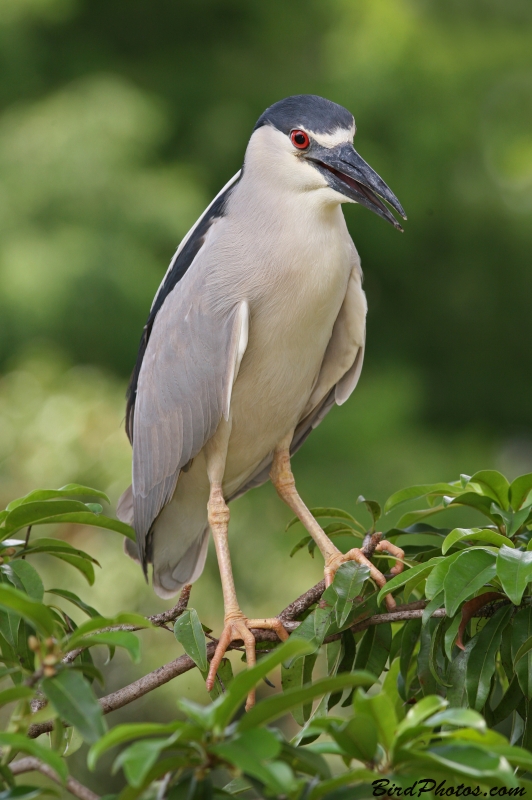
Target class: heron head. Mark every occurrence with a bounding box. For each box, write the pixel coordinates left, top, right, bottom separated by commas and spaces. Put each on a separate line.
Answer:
249, 94, 406, 231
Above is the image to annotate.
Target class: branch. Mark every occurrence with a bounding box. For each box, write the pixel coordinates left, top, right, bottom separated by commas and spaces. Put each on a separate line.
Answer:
27, 600, 438, 739
10, 757, 100, 800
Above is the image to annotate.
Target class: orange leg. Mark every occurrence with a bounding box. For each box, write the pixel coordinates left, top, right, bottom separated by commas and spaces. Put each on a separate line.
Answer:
270, 437, 401, 611
206, 483, 288, 710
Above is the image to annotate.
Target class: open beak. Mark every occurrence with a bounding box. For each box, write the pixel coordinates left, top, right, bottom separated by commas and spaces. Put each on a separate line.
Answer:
306, 142, 407, 231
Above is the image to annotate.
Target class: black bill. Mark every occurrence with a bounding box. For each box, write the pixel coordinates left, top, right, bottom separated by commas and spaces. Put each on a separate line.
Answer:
306, 142, 407, 231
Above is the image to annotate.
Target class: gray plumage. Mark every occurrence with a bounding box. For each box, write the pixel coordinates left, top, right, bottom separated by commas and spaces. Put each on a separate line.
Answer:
118, 95, 405, 598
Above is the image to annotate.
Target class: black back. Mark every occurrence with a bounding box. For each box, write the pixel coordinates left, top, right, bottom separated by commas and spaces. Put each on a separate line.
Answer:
125, 174, 241, 441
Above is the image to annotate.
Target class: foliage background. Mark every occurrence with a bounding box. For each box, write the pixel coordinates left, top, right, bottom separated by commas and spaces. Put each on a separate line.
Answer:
0, 0, 531, 793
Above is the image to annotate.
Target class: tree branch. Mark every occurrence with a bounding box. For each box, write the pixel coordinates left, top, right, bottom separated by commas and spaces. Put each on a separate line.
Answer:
27, 600, 440, 739
10, 757, 100, 800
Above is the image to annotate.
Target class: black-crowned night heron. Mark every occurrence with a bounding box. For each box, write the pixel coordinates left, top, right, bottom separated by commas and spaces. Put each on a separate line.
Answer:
118, 95, 406, 704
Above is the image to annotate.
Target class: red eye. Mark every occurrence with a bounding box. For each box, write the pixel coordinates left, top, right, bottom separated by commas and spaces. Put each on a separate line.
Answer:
290, 129, 310, 150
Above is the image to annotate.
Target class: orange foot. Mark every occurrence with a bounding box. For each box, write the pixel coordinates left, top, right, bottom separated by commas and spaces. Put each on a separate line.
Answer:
206, 613, 289, 710
324, 540, 405, 611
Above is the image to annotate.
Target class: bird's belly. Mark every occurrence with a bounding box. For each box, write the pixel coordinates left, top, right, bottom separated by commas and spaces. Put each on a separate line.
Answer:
222, 259, 350, 491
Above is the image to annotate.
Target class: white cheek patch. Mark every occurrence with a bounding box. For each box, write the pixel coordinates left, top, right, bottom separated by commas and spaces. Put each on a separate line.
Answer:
306, 123, 356, 149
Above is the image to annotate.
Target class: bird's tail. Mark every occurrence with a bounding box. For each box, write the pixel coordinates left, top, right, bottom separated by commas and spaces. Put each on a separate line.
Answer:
117, 456, 211, 599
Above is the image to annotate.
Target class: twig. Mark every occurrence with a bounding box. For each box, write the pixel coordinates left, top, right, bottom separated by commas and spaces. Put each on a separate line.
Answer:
21, 525, 32, 560
10, 757, 100, 800
26, 601, 442, 739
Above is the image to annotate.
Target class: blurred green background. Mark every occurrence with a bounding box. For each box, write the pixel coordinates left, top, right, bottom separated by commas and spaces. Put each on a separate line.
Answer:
1, 0, 531, 792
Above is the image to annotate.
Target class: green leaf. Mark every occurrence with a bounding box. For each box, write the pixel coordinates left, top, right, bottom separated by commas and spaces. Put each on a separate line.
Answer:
0, 685, 34, 707
47, 552, 95, 585
354, 623, 391, 684
512, 607, 532, 699
331, 561, 369, 627
329, 715, 379, 762
425, 551, 463, 600
395, 505, 445, 529
425, 707, 486, 731
497, 545, 532, 605
0, 584, 55, 636
410, 743, 517, 785
353, 688, 397, 751
443, 549, 497, 617
281, 653, 317, 725
447, 639, 476, 708
76, 631, 141, 663
210, 729, 295, 796
377, 557, 444, 604
46, 588, 101, 618
212, 639, 314, 730
384, 482, 461, 513
0, 732, 68, 781
3, 500, 100, 533
396, 695, 447, 737
441, 527, 512, 554
42, 668, 107, 743
399, 618, 421, 701
466, 604, 513, 710
445, 492, 498, 521
88, 721, 183, 769
3, 561, 44, 601
356, 496, 381, 525
468, 470, 510, 510
32, 512, 136, 540
174, 609, 208, 672
113, 735, 181, 788
66, 613, 150, 648
510, 474, 532, 511
6, 485, 110, 512
491, 676, 524, 725
514, 635, 532, 668
237, 671, 375, 732
286, 507, 362, 531
444, 613, 462, 660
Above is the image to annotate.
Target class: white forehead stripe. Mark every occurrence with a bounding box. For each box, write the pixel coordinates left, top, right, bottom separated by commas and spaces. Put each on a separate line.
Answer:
305, 123, 356, 148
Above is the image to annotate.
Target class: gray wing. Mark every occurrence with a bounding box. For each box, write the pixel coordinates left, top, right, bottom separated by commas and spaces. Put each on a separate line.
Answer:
126, 170, 247, 564
228, 264, 366, 501
133, 265, 248, 562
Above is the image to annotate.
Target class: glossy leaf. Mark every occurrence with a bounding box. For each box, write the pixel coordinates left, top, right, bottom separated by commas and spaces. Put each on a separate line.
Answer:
0, 685, 34, 707
238, 671, 375, 732
410, 744, 517, 785
356, 496, 381, 525
497, 545, 532, 604
46, 588, 100, 618
88, 722, 185, 769
42, 668, 107, 743
399, 618, 421, 701
6, 484, 110, 512
510, 473, 532, 511
0, 584, 55, 636
3, 561, 44, 601
0, 732, 68, 780
66, 613, 150, 648
425, 551, 462, 600
468, 470, 510, 509
353, 688, 397, 751
384, 483, 461, 513
395, 505, 445, 529
212, 639, 314, 730
286, 508, 362, 531
377, 557, 444, 604
174, 609, 208, 672
512, 607, 532, 699
466, 604, 513, 710
443, 549, 497, 617
113, 736, 180, 788
331, 561, 369, 627
3, 500, 100, 532
441, 527, 512, 554
76, 631, 141, 663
